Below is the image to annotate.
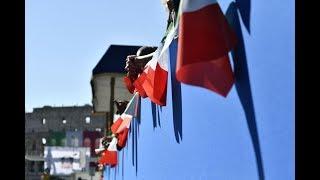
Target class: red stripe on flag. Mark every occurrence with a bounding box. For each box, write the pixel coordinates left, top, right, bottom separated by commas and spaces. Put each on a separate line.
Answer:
117, 128, 129, 148
139, 63, 168, 106
133, 73, 147, 98
177, 55, 234, 97
177, 4, 237, 96
111, 117, 123, 134
99, 150, 118, 166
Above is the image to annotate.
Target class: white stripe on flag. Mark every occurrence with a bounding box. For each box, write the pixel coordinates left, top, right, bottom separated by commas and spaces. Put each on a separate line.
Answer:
107, 137, 118, 151
145, 23, 177, 71
181, 0, 218, 12
113, 114, 121, 122
158, 25, 178, 70
116, 114, 132, 133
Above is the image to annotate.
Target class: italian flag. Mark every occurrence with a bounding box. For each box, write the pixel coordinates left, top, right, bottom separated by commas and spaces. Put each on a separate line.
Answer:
132, 0, 237, 105
123, 76, 148, 98
135, 26, 177, 106
111, 92, 139, 149
176, 0, 237, 96
98, 137, 118, 167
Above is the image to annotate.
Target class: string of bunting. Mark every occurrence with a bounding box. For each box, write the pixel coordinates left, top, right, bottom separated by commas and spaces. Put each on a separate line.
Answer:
123, 0, 237, 106
95, 93, 140, 169
95, 0, 238, 171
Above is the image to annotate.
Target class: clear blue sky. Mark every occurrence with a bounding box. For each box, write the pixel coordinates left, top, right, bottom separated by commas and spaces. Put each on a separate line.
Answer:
26, 0, 167, 112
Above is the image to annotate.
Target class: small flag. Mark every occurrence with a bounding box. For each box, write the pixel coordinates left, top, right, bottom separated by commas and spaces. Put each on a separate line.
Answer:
98, 137, 118, 166
113, 93, 139, 149
115, 114, 132, 149
133, 74, 147, 98
111, 117, 123, 134
135, 26, 177, 106
118, 93, 139, 148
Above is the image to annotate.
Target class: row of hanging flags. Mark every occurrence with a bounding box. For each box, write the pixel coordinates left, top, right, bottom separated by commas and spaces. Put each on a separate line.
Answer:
96, 0, 238, 168
97, 93, 139, 167
124, 0, 237, 106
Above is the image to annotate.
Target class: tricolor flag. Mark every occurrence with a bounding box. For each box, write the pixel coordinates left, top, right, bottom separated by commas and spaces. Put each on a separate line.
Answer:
111, 115, 123, 134
111, 92, 140, 149
133, 74, 148, 98
135, 26, 177, 106
115, 114, 132, 149
123, 74, 148, 98
176, 0, 237, 97
98, 137, 118, 167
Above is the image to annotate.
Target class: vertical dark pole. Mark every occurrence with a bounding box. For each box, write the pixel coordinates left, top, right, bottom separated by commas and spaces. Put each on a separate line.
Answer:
107, 77, 115, 136
105, 112, 109, 136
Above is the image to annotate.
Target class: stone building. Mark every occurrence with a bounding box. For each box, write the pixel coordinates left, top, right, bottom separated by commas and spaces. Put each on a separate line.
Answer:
25, 105, 105, 180
90, 45, 141, 129
25, 45, 141, 180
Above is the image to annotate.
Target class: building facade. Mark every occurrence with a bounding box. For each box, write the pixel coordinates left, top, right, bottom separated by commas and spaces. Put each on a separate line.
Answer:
25, 105, 105, 180
90, 45, 141, 130
26, 45, 138, 180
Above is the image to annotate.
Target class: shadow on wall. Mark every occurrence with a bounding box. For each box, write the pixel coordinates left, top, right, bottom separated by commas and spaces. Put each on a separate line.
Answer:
151, 102, 163, 129
130, 97, 142, 177
121, 1, 265, 179
226, 1, 265, 180
165, 0, 252, 145
151, 38, 183, 144
235, 0, 251, 34
169, 38, 183, 143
